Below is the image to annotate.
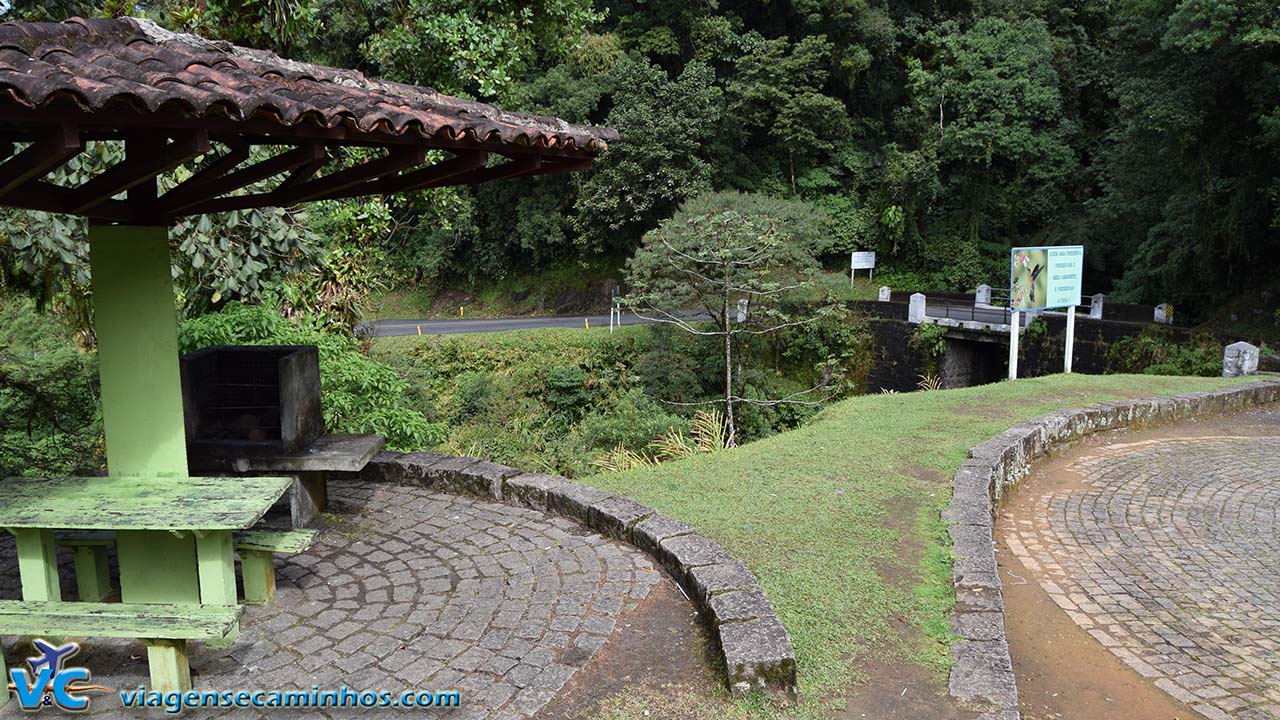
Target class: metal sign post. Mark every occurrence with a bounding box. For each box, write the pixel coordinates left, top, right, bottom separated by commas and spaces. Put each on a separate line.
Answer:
1064, 305, 1076, 373
1008, 310, 1020, 380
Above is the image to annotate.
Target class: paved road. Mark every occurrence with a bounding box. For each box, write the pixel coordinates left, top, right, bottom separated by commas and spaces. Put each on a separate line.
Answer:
1005, 407, 1280, 720
360, 311, 708, 337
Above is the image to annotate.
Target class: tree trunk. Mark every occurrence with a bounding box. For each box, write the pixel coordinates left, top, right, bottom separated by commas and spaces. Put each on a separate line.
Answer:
722, 284, 736, 448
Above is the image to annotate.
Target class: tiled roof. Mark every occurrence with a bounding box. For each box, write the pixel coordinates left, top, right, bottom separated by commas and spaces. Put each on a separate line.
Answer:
0, 16, 614, 155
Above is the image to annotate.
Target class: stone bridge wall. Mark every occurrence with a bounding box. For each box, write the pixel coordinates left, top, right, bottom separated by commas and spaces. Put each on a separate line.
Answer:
848, 300, 1203, 392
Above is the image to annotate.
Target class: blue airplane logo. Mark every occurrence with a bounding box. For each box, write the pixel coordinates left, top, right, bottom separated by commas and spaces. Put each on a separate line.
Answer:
26, 640, 79, 676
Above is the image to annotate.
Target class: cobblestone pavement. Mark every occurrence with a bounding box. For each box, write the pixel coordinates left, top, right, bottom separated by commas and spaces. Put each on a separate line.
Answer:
0, 479, 662, 718
1006, 429, 1280, 720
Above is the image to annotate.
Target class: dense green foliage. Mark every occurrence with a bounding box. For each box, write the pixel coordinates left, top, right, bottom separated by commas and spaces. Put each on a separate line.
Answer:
0, 298, 102, 477
5, 0, 1273, 320
1105, 326, 1224, 377
374, 314, 873, 475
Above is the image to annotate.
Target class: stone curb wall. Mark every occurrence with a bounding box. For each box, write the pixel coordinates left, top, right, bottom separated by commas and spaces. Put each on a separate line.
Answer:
356, 453, 798, 700
943, 380, 1280, 719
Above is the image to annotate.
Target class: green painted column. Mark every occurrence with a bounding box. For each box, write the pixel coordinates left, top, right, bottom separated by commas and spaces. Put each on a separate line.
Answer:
88, 224, 189, 478
90, 225, 200, 604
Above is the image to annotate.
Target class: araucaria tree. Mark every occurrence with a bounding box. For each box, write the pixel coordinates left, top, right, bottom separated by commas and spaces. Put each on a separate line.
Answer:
625, 199, 825, 446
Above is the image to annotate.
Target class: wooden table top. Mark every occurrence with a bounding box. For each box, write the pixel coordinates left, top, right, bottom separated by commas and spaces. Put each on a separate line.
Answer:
0, 475, 291, 531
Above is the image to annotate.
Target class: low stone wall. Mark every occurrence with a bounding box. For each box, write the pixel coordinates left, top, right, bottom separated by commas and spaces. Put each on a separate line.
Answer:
357, 453, 798, 700
943, 380, 1280, 719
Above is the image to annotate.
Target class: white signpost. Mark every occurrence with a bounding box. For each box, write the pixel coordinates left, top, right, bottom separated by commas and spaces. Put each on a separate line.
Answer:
850, 251, 876, 285
1008, 245, 1085, 380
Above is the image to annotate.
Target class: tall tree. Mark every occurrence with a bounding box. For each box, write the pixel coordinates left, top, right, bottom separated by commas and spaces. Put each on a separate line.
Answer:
625, 192, 828, 445
905, 17, 1079, 286
1090, 0, 1280, 308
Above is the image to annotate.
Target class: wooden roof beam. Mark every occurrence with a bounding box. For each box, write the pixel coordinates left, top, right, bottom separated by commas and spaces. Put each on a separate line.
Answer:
421, 154, 543, 189
71, 130, 210, 214
167, 137, 250, 194
275, 146, 426, 204
315, 150, 488, 201
0, 124, 81, 199
3, 180, 132, 221
182, 147, 428, 214
159, 143, 326, 213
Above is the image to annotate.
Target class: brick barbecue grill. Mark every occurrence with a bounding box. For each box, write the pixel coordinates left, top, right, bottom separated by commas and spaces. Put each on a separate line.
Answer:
180, 345, 323, 455
180, 344, 382, 527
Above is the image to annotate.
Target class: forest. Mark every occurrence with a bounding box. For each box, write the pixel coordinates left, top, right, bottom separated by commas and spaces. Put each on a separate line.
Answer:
2, 0, 1276, 322
0, 0, 1276, 478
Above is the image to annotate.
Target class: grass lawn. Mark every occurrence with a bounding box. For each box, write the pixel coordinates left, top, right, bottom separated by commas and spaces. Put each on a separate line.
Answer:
578, 373, 1256, 719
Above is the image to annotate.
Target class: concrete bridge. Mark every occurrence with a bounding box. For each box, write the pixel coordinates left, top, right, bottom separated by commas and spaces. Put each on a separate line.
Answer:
860, 286, 1180, 390
904, 285, 1109, 340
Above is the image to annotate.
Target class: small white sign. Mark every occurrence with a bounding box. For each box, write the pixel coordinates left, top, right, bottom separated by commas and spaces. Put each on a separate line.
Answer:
850, 251, 876, 270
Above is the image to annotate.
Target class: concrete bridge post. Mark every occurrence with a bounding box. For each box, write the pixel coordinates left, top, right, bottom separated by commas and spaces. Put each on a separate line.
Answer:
878, 286, 891, 302
908, 293, 926, 323
1089, 293, 1104, 320
975, 284, 992, 306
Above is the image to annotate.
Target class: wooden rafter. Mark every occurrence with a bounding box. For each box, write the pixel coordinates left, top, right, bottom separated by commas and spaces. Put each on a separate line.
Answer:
71, 130, 210, 214
158, 144, 326, 213
315, 150, 487, 201
421, 154, 543, 189
277, 147, 427, 204
2, 180, 131, 221
162, 137, 250, 199
0, 124, 81, 198
274, 154, 326, 192
181, 147, 429, 214
532, 158, 593, 177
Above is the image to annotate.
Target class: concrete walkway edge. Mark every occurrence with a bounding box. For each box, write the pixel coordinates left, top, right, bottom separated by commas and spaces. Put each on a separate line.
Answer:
943, 379, 1280, 720
355, 453, 799, 700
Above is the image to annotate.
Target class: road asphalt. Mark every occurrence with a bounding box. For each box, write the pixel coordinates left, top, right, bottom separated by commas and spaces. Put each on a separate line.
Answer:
360, 311, 673, 337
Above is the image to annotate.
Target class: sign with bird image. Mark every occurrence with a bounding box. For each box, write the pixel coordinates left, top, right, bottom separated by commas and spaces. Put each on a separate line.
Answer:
1010, 246, 1084, 311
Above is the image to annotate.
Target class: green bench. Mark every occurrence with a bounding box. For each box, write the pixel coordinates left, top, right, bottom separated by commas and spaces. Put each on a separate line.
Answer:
0, 600, 243, 700
56, 529, 316, 605
232, 529, 317, 604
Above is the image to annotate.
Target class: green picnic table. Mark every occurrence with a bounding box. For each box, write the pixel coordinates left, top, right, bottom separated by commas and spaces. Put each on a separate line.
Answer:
0, 475, 291, 606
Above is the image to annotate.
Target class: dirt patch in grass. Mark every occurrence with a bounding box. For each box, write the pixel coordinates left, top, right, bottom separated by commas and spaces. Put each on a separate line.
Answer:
538, 574, 720, 720
842, 657, 977, 720
841, 465, 971, 720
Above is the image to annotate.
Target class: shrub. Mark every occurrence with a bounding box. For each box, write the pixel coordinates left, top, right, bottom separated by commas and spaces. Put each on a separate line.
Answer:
909, 322, 948, 375
0, 297, 102, 476
179, 302, 442, 450
572, 389, 686, 453
453, 372, 497, 422
1105, 326, 1222, 377
545, 366, 590, 417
